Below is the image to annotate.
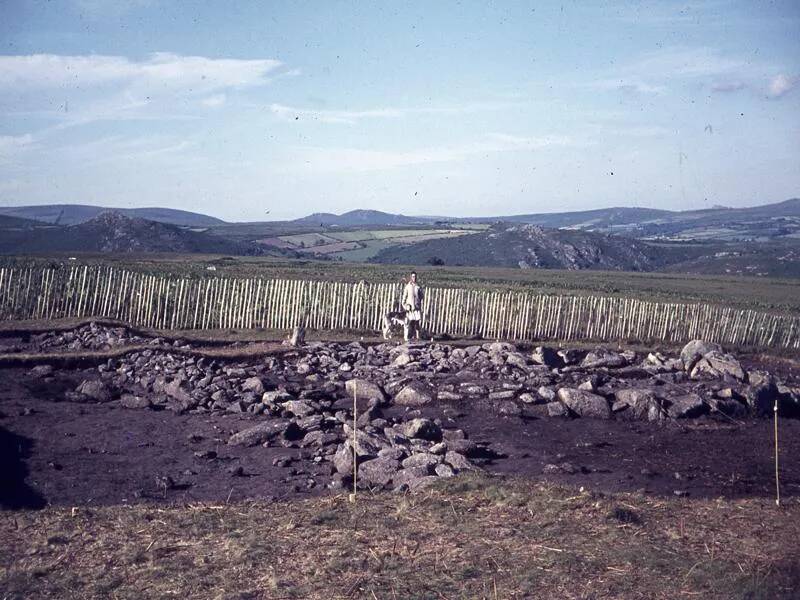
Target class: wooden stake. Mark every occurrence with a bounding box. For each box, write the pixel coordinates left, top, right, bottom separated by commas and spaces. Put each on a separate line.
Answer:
350, 387, 358, 504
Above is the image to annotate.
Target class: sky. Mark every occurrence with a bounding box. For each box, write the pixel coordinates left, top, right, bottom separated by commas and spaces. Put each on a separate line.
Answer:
0, 0, 798, 222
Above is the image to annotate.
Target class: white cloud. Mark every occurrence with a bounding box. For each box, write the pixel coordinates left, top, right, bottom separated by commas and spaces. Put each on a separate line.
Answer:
0, 134, 36, 163
621, 46, 746, 80
291, 133, 586, 172
269, 103, 402, 124
710, 80, 748, 93
0, 53, 284, 125
0, 53, 282, 91
57, 134, 197, 166
767, 74, 797, 98
589, 79, 666, 95
72, 0, 155, 18
268, 101, 521, 125
201, 94, 227, 108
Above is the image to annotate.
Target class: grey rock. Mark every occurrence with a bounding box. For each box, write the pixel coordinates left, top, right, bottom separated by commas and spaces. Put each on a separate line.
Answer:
437, 391, 463, 401
434, 463, 455, 478
429, 442, 447, 455
119, 394, 151, 409
746, 372, 779, 416
581, 350, 628, 369
358, 457, 400, 487
445, 451, 474, 472
401, 453, 440, 472
30, 364, 54, 377
76, 379, 112, 402
333, 442, 355, 475
690, 351, 746, 381
543, 462, 577, 475
392, 353, 414, 367
242, 376, 265, 395
557, 388, 611, 419
537, 386, 557, 402
228, 420, 303, 447
400, 418, 442, 441
345, 379, 387, 404
378, 447, 408, 461
546, 401, 569, 417
667, 393, 707, 419
680, 340, 723, 372
281, 400, 316, 417
394, 381, 435, 406
489, 390, 516, 401
393, 466, 432, 489
505, 353, 528, 370
497, 400, 522, 416
613, 389, 665, 422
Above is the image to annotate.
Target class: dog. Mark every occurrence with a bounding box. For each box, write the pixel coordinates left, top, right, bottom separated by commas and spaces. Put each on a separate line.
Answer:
381, 310, 408, 340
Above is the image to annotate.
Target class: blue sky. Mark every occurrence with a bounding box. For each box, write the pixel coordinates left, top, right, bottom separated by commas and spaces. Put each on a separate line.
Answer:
0, 0, 798, 221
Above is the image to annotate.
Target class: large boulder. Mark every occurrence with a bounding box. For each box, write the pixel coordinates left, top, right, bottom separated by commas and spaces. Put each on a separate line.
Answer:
690, 351, 746, 381
345, 379, 387, 404
613, 389, 664, 422
391, 353, 414, 367
746, 371, 779, 417
557, 388, 611, 419
444, 451, 475, 472
394, 381, 435, 406
666, 393, 707, 419
358, 457, 401, 487
75, 379, 112, 402
680, 340, 723, 372
401, 453, 440, 472
163, 379, 192, 405
581, 350, 628, 369
228, 420, 303, 447
281, 400, 316, 417
400, 418, 442, 441
505, 353, 529, 370
333, 442, 355, 475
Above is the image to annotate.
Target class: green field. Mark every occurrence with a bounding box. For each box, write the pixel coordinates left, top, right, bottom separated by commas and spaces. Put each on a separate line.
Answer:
260, 228, 481, 260
4, 254, 800, 314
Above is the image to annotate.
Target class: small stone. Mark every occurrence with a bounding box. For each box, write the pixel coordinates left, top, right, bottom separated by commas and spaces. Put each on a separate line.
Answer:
194, 450, 217, 459
242, 377, 265, 395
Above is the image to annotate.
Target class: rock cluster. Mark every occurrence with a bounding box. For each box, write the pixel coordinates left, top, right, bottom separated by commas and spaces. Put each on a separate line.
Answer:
41, 328, 800, 491
32, 322, 154, 352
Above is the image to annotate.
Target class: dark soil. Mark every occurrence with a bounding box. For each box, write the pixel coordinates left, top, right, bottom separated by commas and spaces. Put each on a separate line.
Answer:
2, 361, 798, 510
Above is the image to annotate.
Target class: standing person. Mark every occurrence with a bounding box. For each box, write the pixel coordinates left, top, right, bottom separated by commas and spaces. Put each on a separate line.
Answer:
401, 271, 424, 342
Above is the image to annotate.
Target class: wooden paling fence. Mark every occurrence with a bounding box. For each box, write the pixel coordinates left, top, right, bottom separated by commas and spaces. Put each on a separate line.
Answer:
1, 265, 798, 349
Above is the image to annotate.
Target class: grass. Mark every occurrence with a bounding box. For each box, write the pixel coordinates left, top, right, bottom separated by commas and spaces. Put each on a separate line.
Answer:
1, 474, 798, 599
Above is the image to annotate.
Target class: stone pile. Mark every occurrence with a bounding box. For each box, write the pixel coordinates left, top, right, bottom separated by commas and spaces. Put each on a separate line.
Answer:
45, 335, 800, 491
33, 322, 156, 352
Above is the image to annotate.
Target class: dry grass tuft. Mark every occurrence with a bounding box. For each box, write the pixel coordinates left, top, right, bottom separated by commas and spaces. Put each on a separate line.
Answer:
1, 474, 799, 599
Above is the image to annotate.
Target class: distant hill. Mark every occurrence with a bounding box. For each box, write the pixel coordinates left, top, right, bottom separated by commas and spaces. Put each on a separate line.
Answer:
0, 204, 225, 227
370, 223, 680, 271
0, 212, 272, 255
291, 199, 800, 240
293, 209, 428, 227
0, 213, 43, 229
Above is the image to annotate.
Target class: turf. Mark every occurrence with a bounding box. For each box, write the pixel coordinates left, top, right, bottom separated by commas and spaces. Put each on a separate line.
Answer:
1, 474, 798, 599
